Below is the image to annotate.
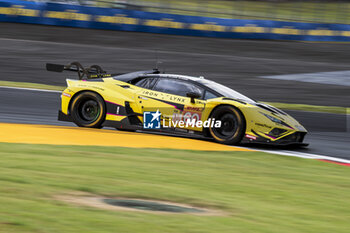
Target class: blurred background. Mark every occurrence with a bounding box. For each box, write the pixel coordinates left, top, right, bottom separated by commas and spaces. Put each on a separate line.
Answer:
24, 0, 350, 24
0, 2, 350, 233
0, 0, 349, 153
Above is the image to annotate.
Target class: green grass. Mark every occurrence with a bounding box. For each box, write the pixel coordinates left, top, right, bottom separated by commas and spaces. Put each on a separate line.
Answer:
97, 0, 350, 24
1, 80, 348, 114
262, 102, 350, 115
0, 143, 350, 233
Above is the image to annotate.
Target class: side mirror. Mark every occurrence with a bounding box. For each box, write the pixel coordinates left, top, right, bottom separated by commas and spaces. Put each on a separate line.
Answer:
186, 92, 201, 103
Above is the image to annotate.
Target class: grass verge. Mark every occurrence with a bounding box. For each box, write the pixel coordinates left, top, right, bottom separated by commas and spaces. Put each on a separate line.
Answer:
0, 143, 350, 233
0, 80, 348, 114
262, 102, 350, 115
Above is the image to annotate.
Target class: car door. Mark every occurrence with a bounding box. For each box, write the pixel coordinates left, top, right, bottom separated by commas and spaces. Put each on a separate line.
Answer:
132, 77, 183, 126
148, 78, 206, 131
127, 76, 182, 127
128, 77, 165, 123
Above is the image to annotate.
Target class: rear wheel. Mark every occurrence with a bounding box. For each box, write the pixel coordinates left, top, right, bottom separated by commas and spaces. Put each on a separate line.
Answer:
70, 92, 106, 128
208, 105, 245, 145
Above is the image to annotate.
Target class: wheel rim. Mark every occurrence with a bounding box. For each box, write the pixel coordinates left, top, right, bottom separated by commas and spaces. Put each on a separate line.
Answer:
78, 99, 100, 122
212, 112, 238, 139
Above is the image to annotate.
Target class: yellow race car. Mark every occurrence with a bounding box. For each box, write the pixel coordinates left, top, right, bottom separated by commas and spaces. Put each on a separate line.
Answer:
47, 62, 308, 146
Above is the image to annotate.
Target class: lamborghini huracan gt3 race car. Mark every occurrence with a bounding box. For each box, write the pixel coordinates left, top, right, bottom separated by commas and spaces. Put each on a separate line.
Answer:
47, 62, 308, 146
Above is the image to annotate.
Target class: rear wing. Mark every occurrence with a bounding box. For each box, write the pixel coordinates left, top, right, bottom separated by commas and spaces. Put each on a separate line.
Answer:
46, 62, 111, 80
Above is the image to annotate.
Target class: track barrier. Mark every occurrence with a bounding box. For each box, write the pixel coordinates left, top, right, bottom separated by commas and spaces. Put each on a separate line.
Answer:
1, 0, 350, 41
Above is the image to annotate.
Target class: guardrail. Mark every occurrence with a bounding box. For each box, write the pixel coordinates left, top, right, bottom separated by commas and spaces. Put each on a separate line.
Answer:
1, 0, 350, 42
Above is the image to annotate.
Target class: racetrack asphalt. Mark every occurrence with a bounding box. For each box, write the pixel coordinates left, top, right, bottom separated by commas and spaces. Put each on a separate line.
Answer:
0, 22, 349, 107
0, 87, 348, 160
0, 22, 349, 160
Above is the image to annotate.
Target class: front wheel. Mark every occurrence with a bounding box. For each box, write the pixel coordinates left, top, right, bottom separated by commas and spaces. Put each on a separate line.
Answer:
70, 91, 106, 128
208, 105, 245, 145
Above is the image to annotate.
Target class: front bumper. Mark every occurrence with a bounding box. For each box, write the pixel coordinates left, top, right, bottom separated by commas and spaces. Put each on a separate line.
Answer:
241, 131, 308, 147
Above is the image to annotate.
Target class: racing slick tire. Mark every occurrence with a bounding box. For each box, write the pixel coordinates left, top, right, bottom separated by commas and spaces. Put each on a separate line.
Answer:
208, 105, 245, 145
70, 91, 106, 128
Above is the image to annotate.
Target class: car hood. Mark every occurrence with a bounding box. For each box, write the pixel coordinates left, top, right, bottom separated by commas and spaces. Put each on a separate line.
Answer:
254, 102, 307, 132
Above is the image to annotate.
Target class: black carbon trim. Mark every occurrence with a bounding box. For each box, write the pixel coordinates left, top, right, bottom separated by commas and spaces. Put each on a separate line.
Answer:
103, 118, 142, 130
84, 78, 104, 82
251, 129, 259, 137
106, 101, 127, 116
58, 110, 72, 122
241, 130, 308, 147
125, 102, 134, 114
125, 101, 142, 125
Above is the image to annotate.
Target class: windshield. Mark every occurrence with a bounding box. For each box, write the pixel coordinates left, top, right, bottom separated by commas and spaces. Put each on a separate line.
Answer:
198, 79, 255, 103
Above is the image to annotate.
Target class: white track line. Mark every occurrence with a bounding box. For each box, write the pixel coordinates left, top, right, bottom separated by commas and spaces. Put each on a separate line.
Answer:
244, 147, 350, 164
1, 85, 350, 165
0, 86, 61, 93
283, 150, 350, 164
254, 149, 317, 159
260, 70, 350, 87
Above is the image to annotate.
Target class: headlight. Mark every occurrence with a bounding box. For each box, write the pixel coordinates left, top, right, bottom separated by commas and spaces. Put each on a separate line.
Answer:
261, 112, 283, 124
260, 112, 295, 130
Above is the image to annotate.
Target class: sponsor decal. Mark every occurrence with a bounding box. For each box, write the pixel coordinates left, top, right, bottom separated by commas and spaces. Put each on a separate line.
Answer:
143, 110, 161, 129
173, 111, 201, 124
169, 96, 185, 103
245, 134, 257, 140
142, 90, 159, 97
184, 106, 203, 112
172, 106, 204, 126
89, 74, 111, 78
62, 92, 71, 97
